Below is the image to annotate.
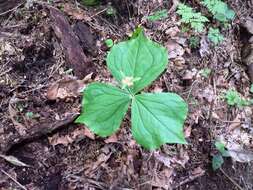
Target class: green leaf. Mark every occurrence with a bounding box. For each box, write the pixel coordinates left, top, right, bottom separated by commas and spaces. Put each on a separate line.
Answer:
131, 93, 188, 150
215, 141, 225, 153
105, 39, 114, 48
225, 89, 241, 106
212, 154, 224, 170
200, 68, 211, 78
250, 84, 253, 93
75, 83, 131, 137
176, 3, 208, 32
224, 89, 251, 107
201, 0, 235, 22
107, 29, 168, 94
208, 27, 224, 45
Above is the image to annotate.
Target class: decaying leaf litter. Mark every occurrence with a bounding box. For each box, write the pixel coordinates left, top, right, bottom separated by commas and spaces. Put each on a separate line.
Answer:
0, 0, 253, 189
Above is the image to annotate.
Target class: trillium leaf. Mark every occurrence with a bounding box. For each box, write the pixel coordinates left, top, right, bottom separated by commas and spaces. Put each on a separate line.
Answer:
107, 29, 168, 94
131, 93, 188, 150
75, 83, 131, 137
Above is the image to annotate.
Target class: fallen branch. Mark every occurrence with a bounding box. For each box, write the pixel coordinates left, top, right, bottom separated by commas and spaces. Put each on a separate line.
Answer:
2, 113, 78, 154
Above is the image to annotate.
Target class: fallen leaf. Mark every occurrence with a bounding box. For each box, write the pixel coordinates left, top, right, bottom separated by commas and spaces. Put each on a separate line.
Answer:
154, 152, 172, 168
46, 76, 88, 100
199, 36, 210, 57
104, 134, 118, 144
0, 154, 31, 167
201, 86, 215, 103
166, 40, 185, 59
165, 26, 180, 38
173, 56, 185, 70
153, 85, 163, 93
83, 126, 95, 140
48, 125, 95, 146
211, 112, 220, 120
184, 125, 192, 138
48, 133, 73, 146
182, 70, 194, 81
63, 3, 91, 21
228, 115, 241, 131
150, 168, 174, 189
85, 146, 112, 175
191, 166, 205, 176
174, 151, 189, 168
228, 149, 253, 163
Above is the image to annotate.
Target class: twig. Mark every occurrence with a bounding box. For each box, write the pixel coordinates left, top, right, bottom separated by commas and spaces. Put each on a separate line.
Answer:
220, 168, 244, 190
172, 171, 205, 189
90, 8, 108, 18
0, 2, 24, 16
186, 80, 198, 101
0, 67, 12, 77
1, 169, 27, 190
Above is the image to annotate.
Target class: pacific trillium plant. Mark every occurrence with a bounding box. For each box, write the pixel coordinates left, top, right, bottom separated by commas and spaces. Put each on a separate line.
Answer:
75, 28, 188, 150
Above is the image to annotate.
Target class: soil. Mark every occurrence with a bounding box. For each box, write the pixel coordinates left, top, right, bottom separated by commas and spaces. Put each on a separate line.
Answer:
0, 0, 253, 190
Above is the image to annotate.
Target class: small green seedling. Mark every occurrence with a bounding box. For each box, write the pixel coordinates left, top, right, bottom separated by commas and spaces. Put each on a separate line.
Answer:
76, 28, 188, 150
189, 36, 200, 49
176, 3, 209, 32
224, 89, 250, 107
25, 111, 40, 119
212, 141, 230, 170
201, 0, 235, 23
105, 39, 114, 48
147, 9, 168, 21
208, 27, 224, 45
200, 68, 211, 78
106, 5, 116, 16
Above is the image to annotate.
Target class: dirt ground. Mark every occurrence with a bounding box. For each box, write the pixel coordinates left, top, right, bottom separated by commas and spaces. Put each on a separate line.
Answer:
0, 0, 253, 190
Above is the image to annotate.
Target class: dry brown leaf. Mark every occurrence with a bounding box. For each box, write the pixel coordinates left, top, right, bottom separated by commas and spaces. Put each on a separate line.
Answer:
46, 76, 88, 100
63, 3, 91, 21
153, 85, 163, 93
184, 125, 192, 138
173, 56, 185, 70
174, 151, 189, 168
48, 133, 73, 146
166, 40, 185, 59
228, 115, 241, 131
83, 126, 95, 140
182, 70, 194, 81
199, 36, 210, 57
191, 166, 205, 176
150, 168, 174, 189
165, 26, 180, 38
228, 149, 253, 163
211, 112, 220, 120
85, 147, 112, 175
104, 134, 118, 144
154, 152, 172, 168
48, 125, 95, 146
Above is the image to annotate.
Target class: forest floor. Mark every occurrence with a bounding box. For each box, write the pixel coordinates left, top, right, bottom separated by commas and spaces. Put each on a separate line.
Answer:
0, 0, 253, 190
